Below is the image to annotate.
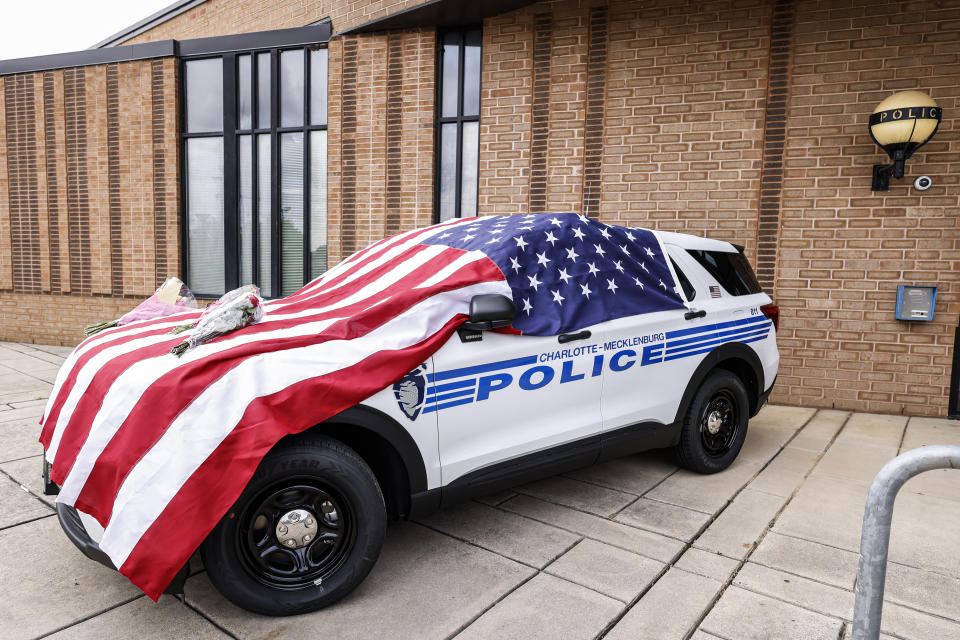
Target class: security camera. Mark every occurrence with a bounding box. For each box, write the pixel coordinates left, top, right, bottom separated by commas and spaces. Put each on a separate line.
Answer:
914, 175, 932, 191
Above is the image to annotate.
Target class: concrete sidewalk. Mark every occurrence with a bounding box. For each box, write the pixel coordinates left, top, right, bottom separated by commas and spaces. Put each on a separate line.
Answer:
1, 340, 959, 640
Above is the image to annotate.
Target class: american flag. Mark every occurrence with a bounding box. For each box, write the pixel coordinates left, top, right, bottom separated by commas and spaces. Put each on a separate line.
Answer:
39, 213, 682, 599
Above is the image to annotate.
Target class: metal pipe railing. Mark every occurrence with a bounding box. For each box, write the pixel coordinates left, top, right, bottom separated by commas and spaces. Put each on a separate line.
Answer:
852, 444, 960, 640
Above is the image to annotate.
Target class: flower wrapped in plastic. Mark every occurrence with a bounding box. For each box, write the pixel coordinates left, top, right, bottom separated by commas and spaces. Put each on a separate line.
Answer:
170, 287, 265, 357
168, 285, 262, 334
84, 278, 197, 337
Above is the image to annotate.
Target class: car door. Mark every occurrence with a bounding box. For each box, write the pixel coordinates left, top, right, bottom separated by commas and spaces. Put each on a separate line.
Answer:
431, 325, 604, 490
598, 244, 712, 435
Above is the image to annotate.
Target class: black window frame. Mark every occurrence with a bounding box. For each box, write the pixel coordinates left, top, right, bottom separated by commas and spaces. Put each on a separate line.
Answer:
434, 26, 482, 223
180, 26, 330, 299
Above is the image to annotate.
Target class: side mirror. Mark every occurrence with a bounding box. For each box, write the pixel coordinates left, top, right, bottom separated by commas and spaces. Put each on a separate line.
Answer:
462, 294, 516, 331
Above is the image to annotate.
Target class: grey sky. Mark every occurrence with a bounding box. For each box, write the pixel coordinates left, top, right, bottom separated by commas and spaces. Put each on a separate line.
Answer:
0, 0, 176, 61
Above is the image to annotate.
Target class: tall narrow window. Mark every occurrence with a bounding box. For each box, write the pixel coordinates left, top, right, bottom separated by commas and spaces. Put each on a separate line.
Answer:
436, 28, 481, 222
181, 43, 328, 298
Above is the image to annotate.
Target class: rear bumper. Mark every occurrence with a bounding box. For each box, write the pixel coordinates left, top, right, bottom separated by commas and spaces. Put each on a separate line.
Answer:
756, 375, 777, 415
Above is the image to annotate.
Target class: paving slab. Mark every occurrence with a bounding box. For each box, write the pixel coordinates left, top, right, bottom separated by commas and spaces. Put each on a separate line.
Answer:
674, 547, 740, 583
501, 494, 685, 563
733, 561, 853, 619
187, 522, 536, 640
0, 517, 141, 640
645, 457, 764, 515
789, 410, 848, 452
694, 489, 786, 559
835, 412, 907, 448
0, 403, 45, 424
0, 471, 52, 529
0, 416, 44, 463
737, 423, 796, 464
749, 405, 817, 430
545, 538, 665, 603
514, 475, 636, 517
565, 452, 677, 495
880, 600, 960, 639
813, 439, 898, 484
899, 417, 960, 502
884, 559, 960, 622
417, 500, 580, 568
454, 573, 623, 640
775, 474, 960, 578
701, 585, 842, 640
751, 531, 857, 590
748, 446, 821, 498
473, 490, 516, 507
605, 568, 723, 640
46, 596, 228, 639
614, 496, 711, 541
1, 455, 56, 507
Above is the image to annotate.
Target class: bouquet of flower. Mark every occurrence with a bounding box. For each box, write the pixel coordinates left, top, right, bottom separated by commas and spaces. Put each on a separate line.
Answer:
84, 278, 198, 337
168, 285, 262, 334
170, 287, 265, 357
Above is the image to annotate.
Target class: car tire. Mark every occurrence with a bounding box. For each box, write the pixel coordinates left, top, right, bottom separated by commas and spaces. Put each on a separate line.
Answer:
675, 369, 749, 474
200, 434, 386, 616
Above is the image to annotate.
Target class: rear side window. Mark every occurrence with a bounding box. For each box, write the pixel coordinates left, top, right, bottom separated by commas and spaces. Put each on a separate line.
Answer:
686, 249, 762, 296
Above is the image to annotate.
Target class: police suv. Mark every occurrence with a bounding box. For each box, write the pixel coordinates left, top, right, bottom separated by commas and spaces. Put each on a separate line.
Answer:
56, 220, 779, 616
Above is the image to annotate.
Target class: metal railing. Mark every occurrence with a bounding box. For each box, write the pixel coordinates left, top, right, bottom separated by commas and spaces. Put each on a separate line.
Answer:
852, 444, 960, 640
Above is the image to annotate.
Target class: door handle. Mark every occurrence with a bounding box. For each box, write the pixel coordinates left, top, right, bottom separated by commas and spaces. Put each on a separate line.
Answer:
558, 330, 591, 344
684, 309, 707, 320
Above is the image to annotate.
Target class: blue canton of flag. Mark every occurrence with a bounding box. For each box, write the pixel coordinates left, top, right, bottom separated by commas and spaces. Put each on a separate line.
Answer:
422, 213, 686, 336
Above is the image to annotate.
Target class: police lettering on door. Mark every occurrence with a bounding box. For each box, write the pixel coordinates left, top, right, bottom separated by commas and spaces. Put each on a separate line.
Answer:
394, 315, 772, 419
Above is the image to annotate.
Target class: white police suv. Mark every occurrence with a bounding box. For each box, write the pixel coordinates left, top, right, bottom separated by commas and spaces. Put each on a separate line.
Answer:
54, 215, 779, 616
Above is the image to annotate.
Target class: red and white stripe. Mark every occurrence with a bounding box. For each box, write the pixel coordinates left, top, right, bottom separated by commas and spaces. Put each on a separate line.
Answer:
40, 217, 511, 599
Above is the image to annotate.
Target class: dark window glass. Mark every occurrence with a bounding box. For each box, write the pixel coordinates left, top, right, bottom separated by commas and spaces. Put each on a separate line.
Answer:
462, 30, 481, 117
280, 49, 304, 128
257, 134, 273, 296
687, 249, 762, 296
438, 123, 458, 221
186, 137, 224, 294
239, 134, 253, 285
257, 52, 271, 129
182, 44, 327, 298
310, 48, 328, 126
671, 260, 696, 301
185, 58, 223, 133
238, 55, 252, 129
436, 27, 481, 222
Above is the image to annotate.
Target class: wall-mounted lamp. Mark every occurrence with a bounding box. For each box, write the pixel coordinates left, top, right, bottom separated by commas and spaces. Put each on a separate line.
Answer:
869, 91, 941, 191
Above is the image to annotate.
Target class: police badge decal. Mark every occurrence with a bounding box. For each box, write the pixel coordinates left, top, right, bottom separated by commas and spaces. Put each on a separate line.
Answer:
393, 364, 427, 420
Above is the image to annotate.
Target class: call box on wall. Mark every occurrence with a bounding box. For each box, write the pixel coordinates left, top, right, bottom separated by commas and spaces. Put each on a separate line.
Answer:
896, 285, 937, 322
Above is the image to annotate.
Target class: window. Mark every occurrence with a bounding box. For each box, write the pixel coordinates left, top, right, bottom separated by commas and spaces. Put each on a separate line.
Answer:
436, 28, 481, 222
686, 249, 762, 296
671, 260, 696, 301
183, 44, 328, 298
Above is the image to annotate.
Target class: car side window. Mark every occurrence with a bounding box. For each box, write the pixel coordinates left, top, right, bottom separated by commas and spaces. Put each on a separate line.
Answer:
671, 259, 696, 301
686, 249, 761, 296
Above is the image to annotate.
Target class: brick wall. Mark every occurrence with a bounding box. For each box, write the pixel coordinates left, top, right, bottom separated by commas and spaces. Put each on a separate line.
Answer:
773, 0, 960, 416
0, 59, 179, 345
326, 29, 437, 266
124, 0, 433, 43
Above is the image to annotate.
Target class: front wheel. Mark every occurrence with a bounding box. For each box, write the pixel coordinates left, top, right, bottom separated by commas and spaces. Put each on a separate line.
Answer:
201, 435, 386, 616
675, 370, 749, 474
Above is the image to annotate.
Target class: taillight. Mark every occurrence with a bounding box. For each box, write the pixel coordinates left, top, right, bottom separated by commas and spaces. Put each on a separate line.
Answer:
760, 303, 779, 332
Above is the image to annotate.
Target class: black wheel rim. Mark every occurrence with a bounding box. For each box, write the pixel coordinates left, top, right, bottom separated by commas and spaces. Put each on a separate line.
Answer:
699, 389, 739, 457
236, 477, 356, 590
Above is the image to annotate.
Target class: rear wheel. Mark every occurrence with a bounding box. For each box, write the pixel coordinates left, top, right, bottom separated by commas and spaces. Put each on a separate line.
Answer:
675, 370, 749, 474
201, 435, 386, 615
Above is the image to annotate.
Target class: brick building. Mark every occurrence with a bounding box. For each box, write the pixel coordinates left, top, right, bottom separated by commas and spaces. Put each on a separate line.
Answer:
0, 0, 958, 417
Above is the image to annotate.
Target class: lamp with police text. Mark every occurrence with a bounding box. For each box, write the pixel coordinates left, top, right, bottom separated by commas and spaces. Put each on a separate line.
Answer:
869, 91, 941, 191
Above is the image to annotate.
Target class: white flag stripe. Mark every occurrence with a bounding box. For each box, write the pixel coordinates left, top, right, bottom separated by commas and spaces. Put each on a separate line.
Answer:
415, 251, 488, 289
99, 280, 510, 567
55, 313, 345, 504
